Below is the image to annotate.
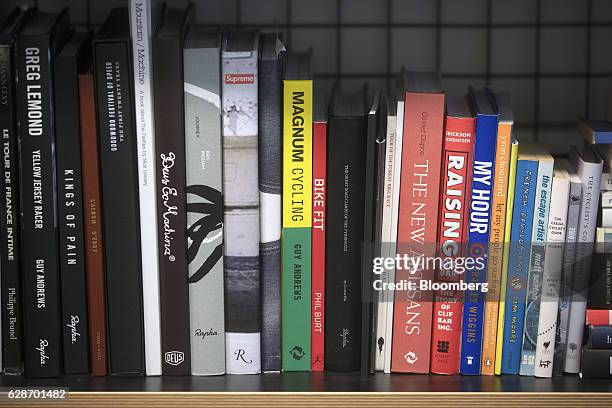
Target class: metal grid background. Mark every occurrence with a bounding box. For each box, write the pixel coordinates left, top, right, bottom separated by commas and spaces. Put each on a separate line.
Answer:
2, 0, 612, 149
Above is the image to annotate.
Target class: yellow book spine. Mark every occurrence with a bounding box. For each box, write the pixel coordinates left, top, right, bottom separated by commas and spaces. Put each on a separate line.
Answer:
481, 121, 513, 374
493, 138, 519, 375
282, 80, 313, 228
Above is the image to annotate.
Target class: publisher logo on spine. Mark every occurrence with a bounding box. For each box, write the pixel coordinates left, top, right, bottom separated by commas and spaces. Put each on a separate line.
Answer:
224, 73, 255, 85
165, 350, 185, 366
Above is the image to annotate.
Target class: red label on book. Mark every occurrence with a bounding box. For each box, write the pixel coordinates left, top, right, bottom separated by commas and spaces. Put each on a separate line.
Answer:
430, 115, 475, 375
586, 309, 612, 326
391, 91, 445, 373
311, 121, 327, 371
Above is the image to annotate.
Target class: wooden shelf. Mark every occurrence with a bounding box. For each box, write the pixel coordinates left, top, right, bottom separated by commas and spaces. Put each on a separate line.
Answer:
2, 372, 612, 407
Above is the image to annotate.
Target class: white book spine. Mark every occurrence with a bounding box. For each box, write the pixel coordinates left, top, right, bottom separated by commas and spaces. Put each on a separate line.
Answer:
601, 172, 612, 191
129, 0, 161, 376
601, 191, 612, 208
384, 100, 404, 374
534, 169, 569, 378
375, 114, 396, 371
602, 207, 612, 227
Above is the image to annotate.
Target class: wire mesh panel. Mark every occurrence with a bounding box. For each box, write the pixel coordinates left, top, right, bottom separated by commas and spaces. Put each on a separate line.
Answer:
1, 0, 611, 148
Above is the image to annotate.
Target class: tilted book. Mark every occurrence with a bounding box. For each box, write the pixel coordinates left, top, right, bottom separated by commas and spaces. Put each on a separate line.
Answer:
222, 31, 261, 374
519, 146, 553, 376
460, 90, 498, 376
258, 33, 285, 373
15, 9, 70, 378
481, 91, 513, 375
0, 7, 30, 374
282, 54, 312, 372
128, 0, 162, 376
93, 8, 145, 375
564, 145, 602, 373
430, 96, 474, 375
494, 138, 519, 374
153, 5, 193, 376
54, 31, 91, 374
184, 27, 225, 376
325, 90, 368, 372
501, 145, 539, 374
533, 164, 569, 378
392, 72, 444, 374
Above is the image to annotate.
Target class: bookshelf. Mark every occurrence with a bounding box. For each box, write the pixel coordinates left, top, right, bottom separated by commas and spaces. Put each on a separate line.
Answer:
1, 0, 612, 404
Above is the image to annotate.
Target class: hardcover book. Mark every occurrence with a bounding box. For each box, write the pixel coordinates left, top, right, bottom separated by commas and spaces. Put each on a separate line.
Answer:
54, 31, 91, 374
222, 30, 261, 374
460, 90, 498, 376
519, 147, 554, 376
501, 144, 539, 374
392, 72, 445, 374
311, 90, 327, 372
15, 9, 70, 378
588, 228, 612, 310
153, 5, 193, 376
325, 90, 368, 372
481, 91, 513, 375
586, 310, 612, 325
79, 70, 107, 376
93, 8, 145, 375
259, 33, 285, 373
281, 53, 313, 372
586, 325, 612, 348
533, 164, 570, 378
430, 96, 475, 375
0, 7, 29, 374
128, 0, 163, 376
581, 348, 612, 378
184, 27, 225, 376
577, 117, 612, 144
565, 145, 603, 373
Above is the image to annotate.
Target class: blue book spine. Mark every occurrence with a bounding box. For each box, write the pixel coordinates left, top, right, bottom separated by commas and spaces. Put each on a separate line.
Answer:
459, 113, 498, 375
587, 326, 612, 349
519, 158, 553, 376
501, 159, 539, 374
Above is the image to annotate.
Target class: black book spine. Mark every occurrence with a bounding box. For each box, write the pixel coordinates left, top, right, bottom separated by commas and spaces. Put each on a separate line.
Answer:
54, 37, 90, 374
586, 326, 612, 349
325, 116, 367, 372
153, 32, 190, 375
93, 40, 144, 375
588, 250, 612, 309
581, 348, 612, 378
0, 40, 24, 374
15, 33, 62, 378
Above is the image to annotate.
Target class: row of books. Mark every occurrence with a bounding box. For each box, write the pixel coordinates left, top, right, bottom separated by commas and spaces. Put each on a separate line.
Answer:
1, 2, 611, 379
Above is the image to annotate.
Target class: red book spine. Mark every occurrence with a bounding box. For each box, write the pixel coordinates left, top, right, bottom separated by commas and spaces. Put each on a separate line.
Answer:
311, 120, 327, 371
391, 91, 445, 373
586, 310, 612, 326
429, 115, 475, 375
79, 74, 107, 376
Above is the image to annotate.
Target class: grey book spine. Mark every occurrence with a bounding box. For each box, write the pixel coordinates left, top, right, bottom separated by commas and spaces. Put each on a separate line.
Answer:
184, 37, 226, 376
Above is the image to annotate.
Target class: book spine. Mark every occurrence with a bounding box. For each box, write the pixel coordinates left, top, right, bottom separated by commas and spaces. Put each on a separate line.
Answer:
259, 53, 282, 374
94, 41, 144, 375
325, 115, 367, 371
384, 103, 403, 374
184, 45, 225, 376
587, 310, 612, 325
501, 159, 538, 374
129, 0, 162, 376
16, 34, 62, 378
376, 114, 395, 372
79, 73, 107, 376
533, 174, 569, 378
565, 153, 602, 373
54, 53, 89, 374
0, 42, 23, 374
281, 80, 312, 371
587, 326, 612, 348
153, 34, 191, 376
391, 91, 444, 373
429, 115, 474, 375
580, 348, 612, 378
588, 249, 612, 310
601, 172, 612, 191
481, 121, 513, 375
519, 158, 553, 376
552, 178, 581, 376
222, 48, 261, 374
494, 139, 519, 375
311, 120, 326, 372
460, 114, 498, 375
